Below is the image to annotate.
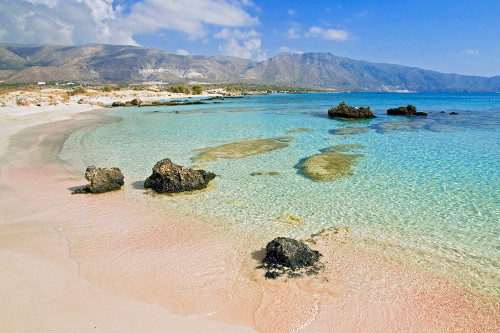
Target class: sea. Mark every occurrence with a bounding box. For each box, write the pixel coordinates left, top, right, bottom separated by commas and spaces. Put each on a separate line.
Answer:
59, 92, 500, 296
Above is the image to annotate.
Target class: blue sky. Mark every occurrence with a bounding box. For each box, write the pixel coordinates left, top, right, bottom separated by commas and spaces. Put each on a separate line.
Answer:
0, 0, 498, 76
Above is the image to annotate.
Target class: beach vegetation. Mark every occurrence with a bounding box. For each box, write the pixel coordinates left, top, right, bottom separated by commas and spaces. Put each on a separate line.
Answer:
167, 85, 190, 94
192, 85, 203, 94
67, 87, 86, 96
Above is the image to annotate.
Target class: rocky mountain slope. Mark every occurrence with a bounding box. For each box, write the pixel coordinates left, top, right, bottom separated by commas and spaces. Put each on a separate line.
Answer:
1, 43, 498, 92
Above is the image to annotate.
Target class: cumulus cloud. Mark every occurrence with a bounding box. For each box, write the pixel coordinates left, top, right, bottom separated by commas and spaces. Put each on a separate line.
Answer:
305, 26, 349, 41
219, 37, 266, 60
0, 0, 258, 45
120, 0, 258, 40
0, 0, 120, 45
214, 28, 259, 40
176, 49, 189, 56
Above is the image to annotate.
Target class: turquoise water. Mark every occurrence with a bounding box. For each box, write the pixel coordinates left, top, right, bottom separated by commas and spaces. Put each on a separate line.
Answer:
60, 93, 500, 295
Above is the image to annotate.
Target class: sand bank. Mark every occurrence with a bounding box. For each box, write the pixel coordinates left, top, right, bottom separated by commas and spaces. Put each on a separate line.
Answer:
0, 106, 499, 332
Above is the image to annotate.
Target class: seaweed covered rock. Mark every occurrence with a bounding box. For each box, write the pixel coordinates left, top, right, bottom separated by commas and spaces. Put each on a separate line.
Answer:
387, 105, 427, 116
261, 237, 322, 278
73, 166, 124, 194
328, 102, 375, 119
144, 158, 215, 193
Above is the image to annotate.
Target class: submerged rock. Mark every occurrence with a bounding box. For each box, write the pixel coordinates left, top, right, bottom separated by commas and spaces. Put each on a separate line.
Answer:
193, 137, 294, 162
328, 102, 375, 119
144, 158, 215, 193
387, 105, 427, 116
321, 143, 367, 153
250, 171, 281, 177
296, 152, 363, 181
73, 166, 124, 194
285, 128, 316, 134
261, 237, 322, 279
330, 127, 370, 135
269, 214, 306, 227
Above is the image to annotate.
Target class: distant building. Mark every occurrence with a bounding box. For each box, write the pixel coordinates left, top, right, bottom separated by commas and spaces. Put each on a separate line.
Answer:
37, 82, 46, 85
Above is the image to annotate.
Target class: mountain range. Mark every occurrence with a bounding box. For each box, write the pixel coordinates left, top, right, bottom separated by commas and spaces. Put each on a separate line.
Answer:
0, 43, 498, 92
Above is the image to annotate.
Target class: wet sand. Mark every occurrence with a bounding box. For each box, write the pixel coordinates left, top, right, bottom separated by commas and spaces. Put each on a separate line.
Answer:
1, 109, 499, 332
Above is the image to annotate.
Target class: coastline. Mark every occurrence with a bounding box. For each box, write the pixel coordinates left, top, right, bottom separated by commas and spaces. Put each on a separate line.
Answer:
1, 102, 499, 332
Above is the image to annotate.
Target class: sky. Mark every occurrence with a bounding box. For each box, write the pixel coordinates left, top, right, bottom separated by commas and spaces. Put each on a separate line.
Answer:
0, 0, 498, 77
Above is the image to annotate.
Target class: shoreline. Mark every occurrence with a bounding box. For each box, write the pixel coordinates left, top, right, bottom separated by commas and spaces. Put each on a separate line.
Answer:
1, 104, 499, 332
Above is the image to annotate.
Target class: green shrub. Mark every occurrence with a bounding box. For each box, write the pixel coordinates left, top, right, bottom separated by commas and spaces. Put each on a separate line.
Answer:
192, 85, 203, 95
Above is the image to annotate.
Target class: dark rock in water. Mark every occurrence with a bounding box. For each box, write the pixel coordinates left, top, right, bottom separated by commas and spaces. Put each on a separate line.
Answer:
111, 101, 127, 107
440, 111, 446, 113
144, 158, 215, 193
130, 98, 142, 106
73, 166, 124, 194
261, 237, 322, 278
450, 112, 459, 115
387, 105, 427, 116
328, 102, 375, 119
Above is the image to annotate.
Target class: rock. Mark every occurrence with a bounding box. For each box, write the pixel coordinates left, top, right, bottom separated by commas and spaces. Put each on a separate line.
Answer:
387, 105, 427, 116
328, 102, 375, 119
73, 166, 124, 194
130, 98, 142, 106
111, 101, 127, 107
144, 158, 215, 193
450, 112, 459, 115
261, 237, 322, 278
296, 152, 363, 181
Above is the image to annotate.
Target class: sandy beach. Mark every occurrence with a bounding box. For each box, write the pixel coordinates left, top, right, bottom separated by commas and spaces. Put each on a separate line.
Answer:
1, 96, 499, 332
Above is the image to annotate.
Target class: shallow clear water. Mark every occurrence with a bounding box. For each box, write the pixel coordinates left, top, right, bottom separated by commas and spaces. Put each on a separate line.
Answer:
60, 93, 500, 295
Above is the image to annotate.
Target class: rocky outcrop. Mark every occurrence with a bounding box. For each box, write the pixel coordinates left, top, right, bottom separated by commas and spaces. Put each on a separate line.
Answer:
73, 166, 124, 194
387, 105, 427, 116
144, 158, 215, 193
261, 237, 322, 278
111, 99, 207, 107
328, 102, 375, 119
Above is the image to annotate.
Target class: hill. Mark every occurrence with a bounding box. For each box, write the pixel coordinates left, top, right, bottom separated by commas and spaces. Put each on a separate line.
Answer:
0, 43, 498, 92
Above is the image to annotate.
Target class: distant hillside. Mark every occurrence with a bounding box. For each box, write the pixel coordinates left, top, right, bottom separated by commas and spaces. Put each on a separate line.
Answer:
0, 43, 498, 92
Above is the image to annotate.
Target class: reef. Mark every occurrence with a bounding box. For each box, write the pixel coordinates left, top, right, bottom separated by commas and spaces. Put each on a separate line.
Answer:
72, 166, 124, 194
321, 144, 367, 153
285, 128, 317, 134
296, 152, 363, 181
193, 137, 294, 162
330, 127, 370, 135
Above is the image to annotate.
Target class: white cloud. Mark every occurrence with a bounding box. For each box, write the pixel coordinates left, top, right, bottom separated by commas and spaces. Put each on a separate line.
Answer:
463, 48, 479, 55
287, 9, 296, 15
176, 49, 189, 55
287, 27, 301, 39
120, 0, 258, 40
305, 26, 349, 41
219, 37, 266, 60
0, 0, 258, 45
214, 28, 259, 40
